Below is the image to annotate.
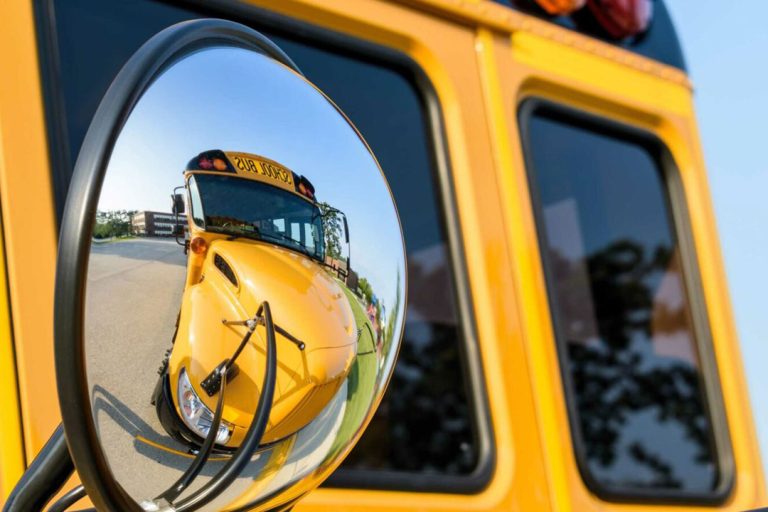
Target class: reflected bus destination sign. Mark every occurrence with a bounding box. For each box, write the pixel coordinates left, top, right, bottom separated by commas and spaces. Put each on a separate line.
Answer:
186, 149, 318, 200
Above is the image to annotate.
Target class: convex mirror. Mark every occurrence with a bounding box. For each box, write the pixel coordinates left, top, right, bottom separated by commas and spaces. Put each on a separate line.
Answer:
55, 19, 406, 512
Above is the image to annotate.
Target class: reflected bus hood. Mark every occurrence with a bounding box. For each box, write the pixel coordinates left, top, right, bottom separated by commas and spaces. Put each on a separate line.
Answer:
169, 238, 359, 445
216, 238, 357, 352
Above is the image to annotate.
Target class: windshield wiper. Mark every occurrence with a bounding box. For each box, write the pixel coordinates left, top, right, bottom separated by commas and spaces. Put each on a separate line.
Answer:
206, 225, 262, 242
259, 232, 319, 260
207, 226, 321, 263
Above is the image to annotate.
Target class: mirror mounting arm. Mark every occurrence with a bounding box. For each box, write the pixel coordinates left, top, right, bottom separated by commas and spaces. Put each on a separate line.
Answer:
272, 324, 306, 351
222, 305, 265, 370
172, 186, 186, 247
200, 311, 264, 396
46, 485, 88, 512
222, 316, 306, 351
2, 425, 76, 512
205, 302, 308, 397
221, 317, 261, 331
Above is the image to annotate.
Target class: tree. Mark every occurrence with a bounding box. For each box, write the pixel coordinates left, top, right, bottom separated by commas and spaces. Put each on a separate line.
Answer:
357, 277, 373, 305
382, 266, 402, 354
93, 210, 136, 239
319, 202, 343, 260
551, 239, 712, 489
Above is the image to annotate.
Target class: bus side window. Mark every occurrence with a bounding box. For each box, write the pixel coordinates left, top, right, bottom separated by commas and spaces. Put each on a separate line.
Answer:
522, 103, 729, 500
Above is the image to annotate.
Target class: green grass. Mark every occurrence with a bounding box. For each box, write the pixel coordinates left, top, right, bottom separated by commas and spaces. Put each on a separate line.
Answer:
326, 284, 379, 457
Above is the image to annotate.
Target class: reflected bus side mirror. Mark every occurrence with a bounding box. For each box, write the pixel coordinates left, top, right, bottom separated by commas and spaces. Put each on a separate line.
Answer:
172, 193, 185, 215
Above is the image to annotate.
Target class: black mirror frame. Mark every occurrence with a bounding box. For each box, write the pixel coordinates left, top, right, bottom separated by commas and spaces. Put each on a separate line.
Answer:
54, 19, 301, 512
172, 193, 185, 215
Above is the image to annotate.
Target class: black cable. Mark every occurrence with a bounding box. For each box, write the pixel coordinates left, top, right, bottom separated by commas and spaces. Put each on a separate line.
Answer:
46, 485, 86, 512
173, 301, 277, 512
156, 374, 228, 503
3, 424, 74, 512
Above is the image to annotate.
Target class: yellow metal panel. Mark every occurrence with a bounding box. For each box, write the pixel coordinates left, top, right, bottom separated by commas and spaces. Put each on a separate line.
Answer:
393, 0, 691, 88
0, 206, 24, 500
0, 0, 59, 479
513, 32, 691, 115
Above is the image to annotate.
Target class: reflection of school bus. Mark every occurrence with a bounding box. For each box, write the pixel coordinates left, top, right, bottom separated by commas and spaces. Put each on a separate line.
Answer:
152, 149, 357, 449
2, 1, 766, 511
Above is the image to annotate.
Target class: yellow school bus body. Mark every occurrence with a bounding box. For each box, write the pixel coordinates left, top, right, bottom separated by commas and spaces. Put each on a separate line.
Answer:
168, 235, 356, 447
166, 155, 357, 448
0, 0, 763, 511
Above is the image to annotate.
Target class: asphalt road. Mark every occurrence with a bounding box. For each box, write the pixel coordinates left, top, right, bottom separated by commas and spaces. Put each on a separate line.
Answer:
84, 237, 347, 510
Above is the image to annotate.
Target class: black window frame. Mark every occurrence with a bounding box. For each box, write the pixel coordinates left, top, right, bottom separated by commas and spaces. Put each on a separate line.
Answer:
518, 98, 734, 505
33, 0, 495, 494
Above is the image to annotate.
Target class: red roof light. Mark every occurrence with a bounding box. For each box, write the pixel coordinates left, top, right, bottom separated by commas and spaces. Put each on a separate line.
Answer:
586, 0, 652, 39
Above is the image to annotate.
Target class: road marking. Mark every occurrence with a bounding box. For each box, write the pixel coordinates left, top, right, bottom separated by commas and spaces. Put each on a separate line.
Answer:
134, 435, 229, 461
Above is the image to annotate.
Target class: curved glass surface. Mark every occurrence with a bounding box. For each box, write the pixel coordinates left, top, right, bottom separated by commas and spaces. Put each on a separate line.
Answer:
84, 46, 406, 510
525, 109, 720, 495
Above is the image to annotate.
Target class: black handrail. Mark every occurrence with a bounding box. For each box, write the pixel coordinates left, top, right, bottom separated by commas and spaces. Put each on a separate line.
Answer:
3, 425, 74, 512
47, 484, 87, 512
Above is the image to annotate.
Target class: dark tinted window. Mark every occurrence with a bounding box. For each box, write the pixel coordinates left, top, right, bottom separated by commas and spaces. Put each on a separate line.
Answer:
42, 0, 481, 486
524, 107, 719, 494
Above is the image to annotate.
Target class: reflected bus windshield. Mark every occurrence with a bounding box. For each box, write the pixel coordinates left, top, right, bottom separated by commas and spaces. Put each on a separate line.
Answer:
189, 173, 325, 262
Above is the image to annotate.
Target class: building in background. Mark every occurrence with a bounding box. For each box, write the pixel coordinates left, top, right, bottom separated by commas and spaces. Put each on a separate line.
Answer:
131, 211, 185, 237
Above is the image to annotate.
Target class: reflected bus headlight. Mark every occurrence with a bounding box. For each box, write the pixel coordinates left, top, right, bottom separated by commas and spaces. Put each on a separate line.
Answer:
178, 367, 232, 445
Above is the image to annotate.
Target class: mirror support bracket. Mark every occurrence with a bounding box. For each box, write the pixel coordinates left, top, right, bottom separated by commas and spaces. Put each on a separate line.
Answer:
200, 360, 240, 398
2, 425, 74, 512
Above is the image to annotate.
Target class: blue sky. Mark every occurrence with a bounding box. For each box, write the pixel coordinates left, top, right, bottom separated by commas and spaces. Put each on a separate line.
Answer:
666, 1, 768, 473
99, 47, 405, 324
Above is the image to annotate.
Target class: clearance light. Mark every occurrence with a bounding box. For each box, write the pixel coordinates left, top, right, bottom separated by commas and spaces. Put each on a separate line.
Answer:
212, 158, 228, 171
534, 0, 586, 15
186, 149, 235, 173
587, 0, 652, 39
298, 182, 313, 200
190, 236, 208, 255
198, 156, 214, 170
297, 176, 316, 200
197, 156, 228, 171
